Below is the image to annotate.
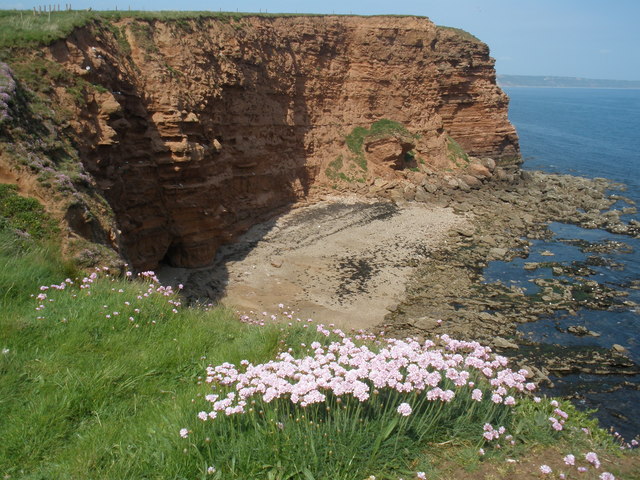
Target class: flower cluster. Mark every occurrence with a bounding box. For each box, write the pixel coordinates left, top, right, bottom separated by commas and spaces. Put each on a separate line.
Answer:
32, 267, 182, 326
549, 404, 569, 431
197, 332, 535, 421
547, 451, 616, 479
482, 423, 506, 441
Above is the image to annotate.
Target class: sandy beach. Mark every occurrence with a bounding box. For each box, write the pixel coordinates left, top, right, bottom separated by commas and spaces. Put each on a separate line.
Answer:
158, 195, 467, 330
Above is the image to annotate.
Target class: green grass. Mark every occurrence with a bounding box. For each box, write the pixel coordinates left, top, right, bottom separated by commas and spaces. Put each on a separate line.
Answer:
0, 10, 432, 49
446, 134, 470, 167
437, 25, 482, 43
346, 119, 414, 156
0, 230, 283, 478
0, 183, 58, 238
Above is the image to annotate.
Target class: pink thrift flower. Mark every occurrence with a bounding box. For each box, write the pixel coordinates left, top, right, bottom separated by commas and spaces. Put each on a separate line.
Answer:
599, 473, 615, 480
207, 466, 216, 474
585, 452, 600, 468
577, 467, 588, 473
540, 465, 552, 475
397, 402, 412, 416
564, 454, 575, 466
471, 388, 483, 401
179, 428, 189, 438
416, 473, 426, 480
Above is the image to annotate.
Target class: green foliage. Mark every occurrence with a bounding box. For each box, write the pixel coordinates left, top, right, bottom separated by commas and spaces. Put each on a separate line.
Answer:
129, 21, 159, 55
437, 25, 482, 43
325, 155, 366, 184
345, 126, 369, 156
446, 135, 470, 167
0, 184, 58, 239
188, 367, 513, 479
0, 10, 402, 49
0, 10, 97, 48
345, 119, 413, 156
106, 23, 131, 56
325, 155, 343, 180
345, 119, 418, 173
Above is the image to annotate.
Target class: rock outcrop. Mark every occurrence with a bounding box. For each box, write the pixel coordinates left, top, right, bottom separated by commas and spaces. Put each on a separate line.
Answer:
37, 15, 519, 269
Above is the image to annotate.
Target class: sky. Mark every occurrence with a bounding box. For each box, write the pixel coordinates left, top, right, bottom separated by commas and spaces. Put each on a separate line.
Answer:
2, 0, 639, 80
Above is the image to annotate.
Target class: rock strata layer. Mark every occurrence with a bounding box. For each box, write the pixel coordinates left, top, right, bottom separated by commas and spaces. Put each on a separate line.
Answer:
39, 15, 518, 269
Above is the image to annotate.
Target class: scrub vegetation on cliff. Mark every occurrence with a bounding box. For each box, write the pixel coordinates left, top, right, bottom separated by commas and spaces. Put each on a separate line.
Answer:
1, 191, 638, 479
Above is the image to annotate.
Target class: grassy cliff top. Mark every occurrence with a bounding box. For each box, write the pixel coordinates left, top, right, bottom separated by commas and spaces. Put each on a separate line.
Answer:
0, 10, 480, 49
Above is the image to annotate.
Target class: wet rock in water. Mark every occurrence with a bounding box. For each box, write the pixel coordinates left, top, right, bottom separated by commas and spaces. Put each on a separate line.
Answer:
379, 169, 640, 413
489, 247, 508, 260
567, 325, 600, 337
521, 365, 551, 384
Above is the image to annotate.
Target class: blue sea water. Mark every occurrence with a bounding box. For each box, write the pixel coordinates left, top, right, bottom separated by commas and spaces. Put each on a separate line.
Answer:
498, 87, 640, 439
506, 87, 640, 205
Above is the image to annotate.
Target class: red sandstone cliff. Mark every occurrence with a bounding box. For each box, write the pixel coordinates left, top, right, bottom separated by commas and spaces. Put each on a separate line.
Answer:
32, 15, 519, 269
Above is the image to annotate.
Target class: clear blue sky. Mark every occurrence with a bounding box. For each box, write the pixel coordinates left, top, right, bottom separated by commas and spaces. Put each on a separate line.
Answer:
2, 0, 639, 80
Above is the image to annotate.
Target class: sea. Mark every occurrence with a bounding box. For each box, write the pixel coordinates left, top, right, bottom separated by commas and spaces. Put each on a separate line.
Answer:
493, 87, 640, 440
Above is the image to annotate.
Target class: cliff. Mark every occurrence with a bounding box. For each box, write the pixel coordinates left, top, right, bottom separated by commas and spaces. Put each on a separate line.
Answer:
2, 14, 519, 269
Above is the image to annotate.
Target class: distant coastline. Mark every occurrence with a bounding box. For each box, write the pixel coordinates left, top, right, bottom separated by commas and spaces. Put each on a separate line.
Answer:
497, 74, 640, 89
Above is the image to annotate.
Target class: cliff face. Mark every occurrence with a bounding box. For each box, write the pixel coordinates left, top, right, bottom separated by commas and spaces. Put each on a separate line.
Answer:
40, 15, 518, 269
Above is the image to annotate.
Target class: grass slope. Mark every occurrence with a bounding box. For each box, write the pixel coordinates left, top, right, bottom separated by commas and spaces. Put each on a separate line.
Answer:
0, 236, 287, 478
0, 9, 473, 49
2, 230, 636, 477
